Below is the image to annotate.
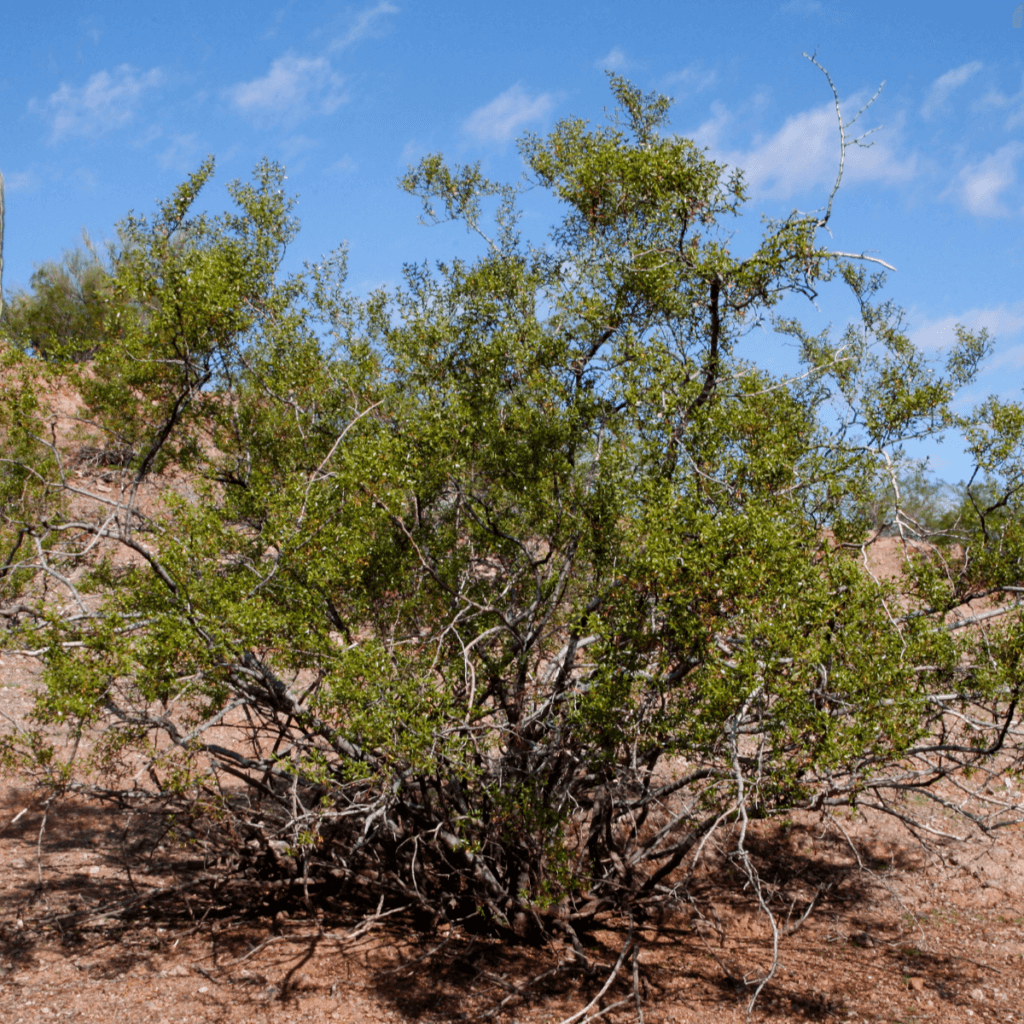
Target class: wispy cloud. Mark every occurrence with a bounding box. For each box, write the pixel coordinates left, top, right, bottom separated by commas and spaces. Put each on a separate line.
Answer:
329, 155, 357, 174
921, 61, 983, 120
230, 4, 394, 123
694, 97, 916, 200
158, 133, 201, 170
978, 74, 1024, 130
79, 16, 103, 45
263, 0, 298, 39
279, 134, 321, 162
912, 304, 1024, 354
942, 143, 1024, 217
401, 139, 426, 164
661, 61, 717, 99
328, 0, 399, 52
594, 47, 631, 72
987, 343, 1024, 373
229, 53, 346, 120
463, 84, 555, 143
31, 65, 162, 142
74, 167, 99, 192
0, 168, 39, 193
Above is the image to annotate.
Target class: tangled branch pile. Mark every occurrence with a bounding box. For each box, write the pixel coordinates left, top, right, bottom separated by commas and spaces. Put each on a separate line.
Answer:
2, 74, 1023, 971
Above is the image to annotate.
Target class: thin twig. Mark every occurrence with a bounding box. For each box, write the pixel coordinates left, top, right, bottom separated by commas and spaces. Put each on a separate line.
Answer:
631, 940, 645, 1024
555, 926, 635, 1024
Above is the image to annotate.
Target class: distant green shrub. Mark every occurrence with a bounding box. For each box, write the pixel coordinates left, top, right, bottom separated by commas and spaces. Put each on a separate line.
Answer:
0, 236, 115, 361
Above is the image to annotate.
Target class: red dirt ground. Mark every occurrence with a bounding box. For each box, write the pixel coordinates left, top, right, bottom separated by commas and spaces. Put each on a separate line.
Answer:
2, 649, 1023, 1024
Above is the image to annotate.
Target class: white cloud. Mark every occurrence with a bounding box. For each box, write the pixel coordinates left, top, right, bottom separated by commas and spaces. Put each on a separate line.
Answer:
594, 47, 631, 72
230, 54, 346, 120
231, 3, 394, 122
691, 100, 731, 150
694, 97, 916, 200
31, 65, 162, 142
329, 1, 399, 52
463, 84, 555, 144
942, 143, 1024, 217
921, 61, 983, 120
911, 302, 1024, 353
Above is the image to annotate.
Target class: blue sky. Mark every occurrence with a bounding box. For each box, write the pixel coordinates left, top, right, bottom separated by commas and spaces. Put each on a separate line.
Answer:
2, 0, 1023, 483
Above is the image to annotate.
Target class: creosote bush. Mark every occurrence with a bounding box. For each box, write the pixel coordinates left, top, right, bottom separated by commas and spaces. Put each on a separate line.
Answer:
1, 235, 116, 362
2, 73, 1023, 983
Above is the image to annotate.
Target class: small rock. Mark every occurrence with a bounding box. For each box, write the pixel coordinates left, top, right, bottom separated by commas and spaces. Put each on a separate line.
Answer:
969, 987, 985, 1002
908, 976, 926, 992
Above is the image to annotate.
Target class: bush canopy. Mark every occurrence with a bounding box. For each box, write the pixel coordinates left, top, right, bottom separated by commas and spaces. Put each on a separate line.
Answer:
2, 75, 1022, 971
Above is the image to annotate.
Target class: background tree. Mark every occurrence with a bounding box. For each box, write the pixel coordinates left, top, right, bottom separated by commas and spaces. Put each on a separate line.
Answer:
1, 73, 1022, 1008
0, 234, 114, 361
853, 462, 961, 539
